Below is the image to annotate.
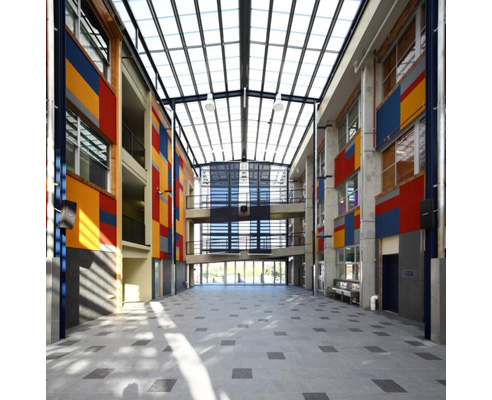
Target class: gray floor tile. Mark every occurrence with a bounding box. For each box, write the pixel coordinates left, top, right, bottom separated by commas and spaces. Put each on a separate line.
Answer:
319, 346, 338, 353
373, 332, 390, 336
195, 328, 208, 332
85, 346, 105, 353
221, 340, 236, 346
267, 352, 286, 360
47, 352, 70, 360
313, 328, 327, 332
348, 328, 363, 332
372, 379, 407, 393
437, 379, 446, 386
232, 368, 253, 379
148, 379, 177, 392
364, 346, 386, 353
303, 393, 330, 400
132, 340, 151, 346
83, 368, 114, 379
274, 331, 287, 336
405, 340, 425, 347
56, 340, 79, 346
415, 352, 442, 360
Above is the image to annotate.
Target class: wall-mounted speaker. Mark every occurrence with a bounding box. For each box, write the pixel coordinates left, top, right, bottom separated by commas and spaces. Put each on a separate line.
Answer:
419, 199, 435, 229
240, 205, 248, 213
58, 200, 77, 229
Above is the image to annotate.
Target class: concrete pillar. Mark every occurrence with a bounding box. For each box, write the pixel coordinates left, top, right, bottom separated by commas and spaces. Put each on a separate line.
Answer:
304, 156, 314, 290
292, 180, 303, 286
431, 258, 446, 344
46, 257, 60, 344
359, 56, 381, 309
324, 124, 338, 291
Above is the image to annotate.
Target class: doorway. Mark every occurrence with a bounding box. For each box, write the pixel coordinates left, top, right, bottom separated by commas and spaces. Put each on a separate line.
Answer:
382, 254, 399, 313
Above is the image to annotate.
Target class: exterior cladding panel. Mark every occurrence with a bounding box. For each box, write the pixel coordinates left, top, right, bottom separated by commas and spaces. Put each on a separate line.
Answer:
65, 31, 116, 143
317, 227, 324, 253
334, 131, 361, 187
65, 175, 117, 252
151, 108, 187, 262
375, 175, 425, 239
376, 57, 426, 149
333, 208, 360, 249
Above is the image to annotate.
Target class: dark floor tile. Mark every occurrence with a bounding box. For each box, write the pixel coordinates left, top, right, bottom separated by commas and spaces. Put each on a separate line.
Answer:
291, 309, 300, 311
83, 368, 114, 379
232, 368, 252, 379
319, 317, 330, 320
148, 379, 177, 392
174, 314, 184, 317
265, 311, 272, 313
315, 309, 323, 311
313, 328, 327, 332
364, 346, 386, 353
291, 316, 301, 320
319, 346, 338, 353
268, 352, 286, 360
240, 307, 247, 310
405, 340, 425, 347
123, 328, 137, 332
373, 331, 390, 336
57, 340, 80, 346
331, 311, 340, 314
238, 324, 249, 328
132, 340, 151, 346
348, 328, 363, 332
195, 328, 208, 332
85, 346, 105, 353
370, 325, 384, 329
162, 346, 173, 352
195, 316, 205, 319
95, 332, 112, 336
302, 393, 329, 400
372, 379, 407, 393
437, 379, 446, 386
211, 309, 219, 311
415, 352, 442, 360
47, 352, 70, 360
274, 331, 287, 336
230, 314, 239, 317
348, 319, 360, 322
258, 319, 268, 322
221, 340, 236, 346
348, 314, 358, 317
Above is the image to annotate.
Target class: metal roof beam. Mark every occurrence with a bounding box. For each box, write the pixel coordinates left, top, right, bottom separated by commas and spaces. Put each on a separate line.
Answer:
239, 0, 251, 160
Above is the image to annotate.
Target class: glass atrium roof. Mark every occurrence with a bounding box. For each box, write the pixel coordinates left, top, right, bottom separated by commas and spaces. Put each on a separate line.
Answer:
113, 0, 364, 166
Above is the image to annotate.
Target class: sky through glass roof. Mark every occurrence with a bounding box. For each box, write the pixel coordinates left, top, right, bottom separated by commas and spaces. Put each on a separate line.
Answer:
114, 0, 364, 166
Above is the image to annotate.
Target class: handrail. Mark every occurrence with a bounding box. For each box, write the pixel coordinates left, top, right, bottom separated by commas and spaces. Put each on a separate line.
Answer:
186, 233, 305, 255
186, 189, 306, 209
122, 215, 146, 245
122, 122, 145, 168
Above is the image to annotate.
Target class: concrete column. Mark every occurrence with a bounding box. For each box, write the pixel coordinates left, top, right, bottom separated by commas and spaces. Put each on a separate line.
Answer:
324, 124, 338, 291
359, 56, 381, 308
304, 156, 314, 290
431, 258, 446, 344
46, 257, 60, 344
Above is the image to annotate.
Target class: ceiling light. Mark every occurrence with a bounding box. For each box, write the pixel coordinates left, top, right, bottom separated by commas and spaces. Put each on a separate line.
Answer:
204, 93, 215, 112
273, 93, 284, 112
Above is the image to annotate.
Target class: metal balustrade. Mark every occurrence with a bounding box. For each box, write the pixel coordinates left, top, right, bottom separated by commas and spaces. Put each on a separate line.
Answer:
186, 189, 306, 209
186, 233, 305, 255
122, 123, 145, 169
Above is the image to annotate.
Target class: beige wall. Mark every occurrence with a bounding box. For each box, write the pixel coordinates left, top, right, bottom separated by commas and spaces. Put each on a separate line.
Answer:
123, 257, 152, 302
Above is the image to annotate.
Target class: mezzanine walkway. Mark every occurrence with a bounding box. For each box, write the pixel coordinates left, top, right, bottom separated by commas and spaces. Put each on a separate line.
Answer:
47, 285, 446, 400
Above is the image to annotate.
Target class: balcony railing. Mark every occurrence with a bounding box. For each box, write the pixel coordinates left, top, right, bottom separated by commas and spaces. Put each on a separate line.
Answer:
186, 233, 305, 255
122, 122, 145, 169
122, 215, 146, 245
186, 189, 306, 209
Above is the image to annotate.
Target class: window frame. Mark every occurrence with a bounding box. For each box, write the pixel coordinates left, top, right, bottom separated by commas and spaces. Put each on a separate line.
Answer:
337, 98, 360, 152
66, 0, 111, 80
382, 1, 426, 97
336, 245, 360, 281
66, 106, 110, 191
381, 116, 425, 191
337, 172, 359, 216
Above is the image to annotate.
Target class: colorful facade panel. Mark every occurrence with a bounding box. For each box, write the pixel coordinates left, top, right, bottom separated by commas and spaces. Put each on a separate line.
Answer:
65, 175, 117, 252
375, 174, 425, 239
333, 208, 360, 249
65, 31, 116, 143
376, 57, 425, 149
334, 131, 361, 187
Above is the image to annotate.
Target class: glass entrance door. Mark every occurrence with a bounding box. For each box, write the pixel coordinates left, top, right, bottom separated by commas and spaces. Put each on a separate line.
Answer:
245, 261, 254, 284
263, 261, 275, 284
208, 262, 225, 284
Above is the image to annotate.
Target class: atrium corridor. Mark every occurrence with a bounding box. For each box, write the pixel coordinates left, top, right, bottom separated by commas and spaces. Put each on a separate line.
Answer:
46, 286, 446, 400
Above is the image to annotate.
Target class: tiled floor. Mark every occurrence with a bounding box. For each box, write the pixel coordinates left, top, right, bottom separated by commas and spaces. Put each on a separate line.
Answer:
46, 285, 446, 399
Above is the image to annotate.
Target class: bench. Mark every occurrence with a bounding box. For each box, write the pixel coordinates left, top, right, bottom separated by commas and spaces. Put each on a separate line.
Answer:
327, 279, 360, 305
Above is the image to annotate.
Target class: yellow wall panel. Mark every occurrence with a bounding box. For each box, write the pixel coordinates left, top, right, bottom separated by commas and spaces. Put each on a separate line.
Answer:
66, 175, 100, 250
66, 60, 100, 121
400, 78, 425, 130
334, 229, 345, 249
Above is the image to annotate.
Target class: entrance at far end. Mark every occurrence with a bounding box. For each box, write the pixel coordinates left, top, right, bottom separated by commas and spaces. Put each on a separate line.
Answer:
198, 260, 286, 285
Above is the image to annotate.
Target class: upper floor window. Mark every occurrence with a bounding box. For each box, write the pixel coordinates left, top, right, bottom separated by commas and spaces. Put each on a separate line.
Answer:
382, 2, 426, 97
66, 0, 110, 80
337, 98, 359, 152
381, 117, 425, 192
337, 173, 358, 216
336, 245, 360, 281
66, 107, 110, 190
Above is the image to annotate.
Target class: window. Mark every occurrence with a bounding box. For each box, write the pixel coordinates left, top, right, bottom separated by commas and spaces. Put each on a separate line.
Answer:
337, 98, 359, 152
337, 173, 358, 216
381, 117, 425, 192
382, 2, 426, 97
336, 246, 360, 280
66, 107, 110, 190
317, 201, 325, 226
66, 0, 110, 80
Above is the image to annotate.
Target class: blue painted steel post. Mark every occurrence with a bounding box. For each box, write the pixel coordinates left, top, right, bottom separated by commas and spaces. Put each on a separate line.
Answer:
54, 0, 66, 339
424, 0, 439, 340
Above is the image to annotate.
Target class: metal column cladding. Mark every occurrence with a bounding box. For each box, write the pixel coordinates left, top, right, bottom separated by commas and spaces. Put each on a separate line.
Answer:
249, 162, 271, 254
209, 162, 239, 253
